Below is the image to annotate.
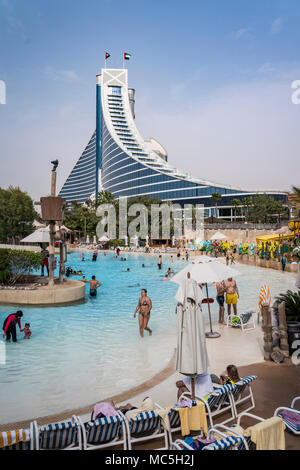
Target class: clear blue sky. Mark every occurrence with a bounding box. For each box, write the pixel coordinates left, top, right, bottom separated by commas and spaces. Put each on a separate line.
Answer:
0, 0, 299, 199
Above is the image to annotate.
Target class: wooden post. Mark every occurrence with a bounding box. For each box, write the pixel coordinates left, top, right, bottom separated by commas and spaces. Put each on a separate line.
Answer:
48, 170, 56, 286
278, 301, 289, 358
262, 303, 272, 360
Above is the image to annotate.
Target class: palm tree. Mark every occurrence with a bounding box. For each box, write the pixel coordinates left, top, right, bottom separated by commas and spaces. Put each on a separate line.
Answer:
211, 192, 221, 221
241, 197, 252, 220
231, 199, 241, 222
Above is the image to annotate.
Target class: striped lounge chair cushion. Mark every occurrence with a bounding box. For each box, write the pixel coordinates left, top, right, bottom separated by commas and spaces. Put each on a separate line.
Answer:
129, 411, 161, 434
277, 409, 300, 433
207, 383, 236, 408
0, 429, 31, 450
168, 409, 180, 429
203, 435, 245, 450
39, 421, 78, 449
85, 416, 123, 444
237, 375, 257, 386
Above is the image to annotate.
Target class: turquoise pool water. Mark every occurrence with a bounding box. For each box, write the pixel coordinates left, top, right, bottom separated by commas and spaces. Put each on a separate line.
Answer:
0, 252, 297, 423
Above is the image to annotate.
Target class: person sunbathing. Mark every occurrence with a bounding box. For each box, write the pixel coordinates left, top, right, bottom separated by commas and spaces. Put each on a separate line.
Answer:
210, 364, 240, 385
91, 401, 137, 421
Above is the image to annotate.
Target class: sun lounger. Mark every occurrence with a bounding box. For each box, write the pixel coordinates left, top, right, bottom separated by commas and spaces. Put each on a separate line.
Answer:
182, 382, 236, 427
230, 375, 257, 418
221, 412, 286, 450
77, 412, 127, 450
0, 424, 34, 450
171, 427, 248, 450
227, 310, 256, 332
123, 409, 169, 450
274, 397, 300, 435
33, 416, 82, 450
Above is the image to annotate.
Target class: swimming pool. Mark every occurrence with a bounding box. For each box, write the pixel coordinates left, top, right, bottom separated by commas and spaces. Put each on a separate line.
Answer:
0, 252, 296, 423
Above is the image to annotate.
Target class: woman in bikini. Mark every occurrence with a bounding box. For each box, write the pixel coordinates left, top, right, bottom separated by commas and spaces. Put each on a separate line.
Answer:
134, 288, 152, 338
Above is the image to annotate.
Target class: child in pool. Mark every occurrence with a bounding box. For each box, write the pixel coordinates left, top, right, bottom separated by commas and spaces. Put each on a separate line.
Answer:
21, 323, 31, 339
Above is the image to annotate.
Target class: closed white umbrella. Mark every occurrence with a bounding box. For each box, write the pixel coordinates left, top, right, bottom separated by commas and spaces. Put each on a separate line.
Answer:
86, 235, 90, 244
175, 277, 209, 399
210, 231, 227, 240
172, 260, 240, 338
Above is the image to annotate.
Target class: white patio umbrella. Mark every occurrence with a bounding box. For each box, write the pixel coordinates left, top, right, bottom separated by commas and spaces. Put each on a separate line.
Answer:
210, 231, 227, 240
93, 235, 97, 244
21, 228, 50, 244
86, 235, 90, 244
99, 235, 110, 242
175, 276, 209, 399
172, 260, 240, 338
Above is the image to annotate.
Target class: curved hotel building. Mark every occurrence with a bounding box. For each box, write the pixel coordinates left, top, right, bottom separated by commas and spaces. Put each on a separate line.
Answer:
59, 68, 287, 219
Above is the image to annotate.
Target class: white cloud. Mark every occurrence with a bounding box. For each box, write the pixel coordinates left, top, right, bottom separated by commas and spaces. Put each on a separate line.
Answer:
231, 27, 251, 40
271, 17, 283, 34
257, 62, 276, 75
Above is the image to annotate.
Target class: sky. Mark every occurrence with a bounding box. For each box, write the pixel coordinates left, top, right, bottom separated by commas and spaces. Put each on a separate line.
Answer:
0, 0, 299, 200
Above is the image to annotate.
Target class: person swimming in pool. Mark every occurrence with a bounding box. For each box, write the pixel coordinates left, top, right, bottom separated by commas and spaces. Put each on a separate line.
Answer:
133, 288, 152, 338
83, 275, 101, 297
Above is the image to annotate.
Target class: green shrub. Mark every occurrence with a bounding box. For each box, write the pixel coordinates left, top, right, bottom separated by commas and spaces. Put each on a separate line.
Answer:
0, 249, 11, 284
275, 290, 300, 322
0, 248, 44, 285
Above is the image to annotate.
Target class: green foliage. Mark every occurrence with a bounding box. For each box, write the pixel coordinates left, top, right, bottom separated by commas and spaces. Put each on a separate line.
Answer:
109, 239, 124, 249
247, 194, 288, 223
0, 249, 11, 284
292, 186, 300, 204
64, 192, 171, 239
275, 290, 300, 322
0, 249, 44, 285
0, 186, 37, 242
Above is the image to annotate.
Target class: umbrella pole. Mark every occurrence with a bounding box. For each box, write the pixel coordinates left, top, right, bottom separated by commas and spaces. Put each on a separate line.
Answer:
205, 283, 221, 339
191, 376, 195, 401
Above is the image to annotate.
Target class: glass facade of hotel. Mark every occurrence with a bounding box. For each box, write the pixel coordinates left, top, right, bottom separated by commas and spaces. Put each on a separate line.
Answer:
59, 69, 287, 217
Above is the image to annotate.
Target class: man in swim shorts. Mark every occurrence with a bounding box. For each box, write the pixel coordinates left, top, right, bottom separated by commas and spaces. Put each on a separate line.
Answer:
83, 275, 101, 297
133, 288, 152, 338
213, 281, 226, 324
224, 277, 239, 317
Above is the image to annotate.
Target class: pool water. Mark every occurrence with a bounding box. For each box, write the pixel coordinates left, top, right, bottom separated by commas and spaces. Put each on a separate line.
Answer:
0, 252, 296, 423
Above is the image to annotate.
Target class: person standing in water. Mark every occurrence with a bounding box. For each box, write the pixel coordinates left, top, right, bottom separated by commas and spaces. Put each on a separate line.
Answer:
157, 255, 162, 270
2, 311, 23, 342
83, 275, 101, 297
134, 289, 152, 337
92, 249, 98, 261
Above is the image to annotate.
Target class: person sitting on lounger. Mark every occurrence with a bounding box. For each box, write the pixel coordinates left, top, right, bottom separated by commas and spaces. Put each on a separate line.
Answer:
91, 401, 137, 421
176, 372, 214, 400
210, 364, 240, 385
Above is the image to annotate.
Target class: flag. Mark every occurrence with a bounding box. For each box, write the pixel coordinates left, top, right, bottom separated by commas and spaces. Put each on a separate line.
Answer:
124, 52, 131, 60
105, 52, 110, 60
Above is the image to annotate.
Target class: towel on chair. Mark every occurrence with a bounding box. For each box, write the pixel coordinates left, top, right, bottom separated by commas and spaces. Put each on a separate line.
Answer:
125, 397, 170, 431
243, 417, 285, 450
178, 400, 208, 436
0, 429, 30, 448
